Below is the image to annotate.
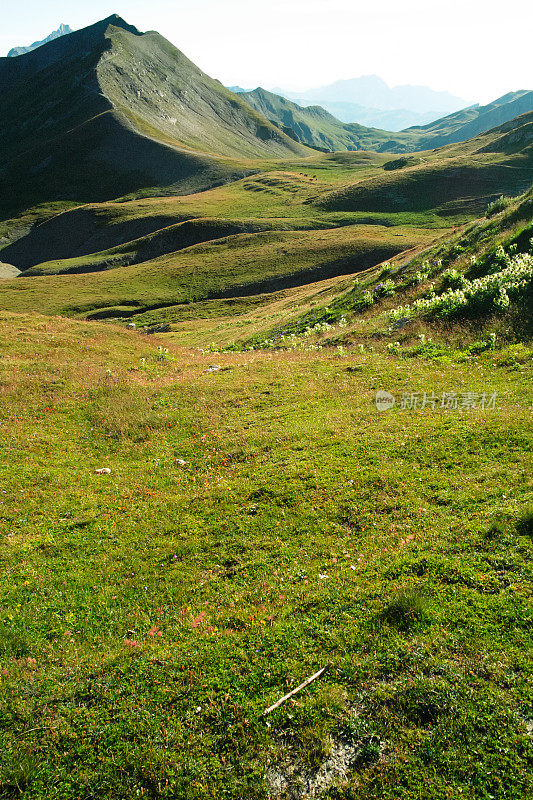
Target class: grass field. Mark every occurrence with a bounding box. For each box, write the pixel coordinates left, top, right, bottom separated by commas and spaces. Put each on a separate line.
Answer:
1, 36, 532, 795
0, 312, 531, 799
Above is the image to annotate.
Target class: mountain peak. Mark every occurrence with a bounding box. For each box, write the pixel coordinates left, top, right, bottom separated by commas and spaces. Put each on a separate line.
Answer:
102, 14, 133, 29
6, 23, 73, 57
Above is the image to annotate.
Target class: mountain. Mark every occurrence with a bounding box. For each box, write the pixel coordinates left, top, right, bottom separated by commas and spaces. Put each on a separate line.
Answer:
240, 87, 533, 155
307, 102, 447, 131
239, 87, 418, 152
6, 23, 72, 57
407, 90, 533, 145
273, 75, 467, 129
0, 15, 309, 216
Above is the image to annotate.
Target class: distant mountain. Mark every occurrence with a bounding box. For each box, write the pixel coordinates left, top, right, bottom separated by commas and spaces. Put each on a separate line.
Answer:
306, 102, 446, 131
240, 87, 533, 154
239, 87, 416, 152
407, 90, 533, 146
7, 23, 72, 57
280, 75, 467, 114
270, 75, 468, 130
227, 86, 247, 93
0, 15, 309, 216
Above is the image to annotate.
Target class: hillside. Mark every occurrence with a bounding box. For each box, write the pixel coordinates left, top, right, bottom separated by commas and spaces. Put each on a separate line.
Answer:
410, 90, 533, 146
0, 16, 309, 218
0, 14, 532, 790
240, 88, 533, 155
317, 113, 533, 215
1, 116, 531, 329
240, 88, 419, 152
0, 190, 531, 795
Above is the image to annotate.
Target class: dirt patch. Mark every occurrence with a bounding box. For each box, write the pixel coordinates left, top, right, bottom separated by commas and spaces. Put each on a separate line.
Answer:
266, 735, 384, 799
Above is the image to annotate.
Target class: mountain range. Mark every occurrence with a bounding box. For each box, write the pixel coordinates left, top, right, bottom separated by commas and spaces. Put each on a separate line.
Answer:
271, 75, 468, 130
240, 87, 533, 153
6, 23, 72, 57
1, 15, 531, 221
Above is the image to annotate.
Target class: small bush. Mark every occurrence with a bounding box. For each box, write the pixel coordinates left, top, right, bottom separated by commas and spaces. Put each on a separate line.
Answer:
487, 195, 512, 217
440, 269, 466, 291
373, 279, 395, 298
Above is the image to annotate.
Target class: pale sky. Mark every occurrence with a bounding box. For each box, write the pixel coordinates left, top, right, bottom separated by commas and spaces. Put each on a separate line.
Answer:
1, 0, 531, 104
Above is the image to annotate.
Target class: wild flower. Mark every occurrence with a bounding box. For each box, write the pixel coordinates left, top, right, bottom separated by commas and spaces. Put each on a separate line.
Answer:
387, 251, 533, 322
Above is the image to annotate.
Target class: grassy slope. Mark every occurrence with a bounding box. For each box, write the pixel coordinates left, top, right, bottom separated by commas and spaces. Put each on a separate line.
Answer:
0, 161, 390, 270
1, 123, 530, 330
0, 312, 531, 800
318, 113, 533, 214
198, 186, 532, 353
0, 224, 440, 318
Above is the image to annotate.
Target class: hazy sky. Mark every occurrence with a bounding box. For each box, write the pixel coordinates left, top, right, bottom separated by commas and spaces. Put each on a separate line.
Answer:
1, 0, 531, 104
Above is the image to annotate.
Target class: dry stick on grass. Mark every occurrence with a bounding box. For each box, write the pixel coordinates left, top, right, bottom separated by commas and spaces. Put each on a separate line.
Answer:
262, 666, 328, 717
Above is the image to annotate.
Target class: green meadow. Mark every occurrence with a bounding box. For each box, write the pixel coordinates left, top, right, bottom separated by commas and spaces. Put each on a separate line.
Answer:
0, 311, 531, 799
1, 20, 532, 796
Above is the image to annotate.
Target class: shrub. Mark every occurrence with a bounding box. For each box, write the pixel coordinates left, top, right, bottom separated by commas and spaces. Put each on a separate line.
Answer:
440, 268, 466, 291
374, 279, 396, 298
388, 251, 533, 323
486, 195, 512, 217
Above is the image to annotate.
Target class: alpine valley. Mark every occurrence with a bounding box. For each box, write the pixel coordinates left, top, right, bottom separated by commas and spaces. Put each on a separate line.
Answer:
0, 14, 531, 800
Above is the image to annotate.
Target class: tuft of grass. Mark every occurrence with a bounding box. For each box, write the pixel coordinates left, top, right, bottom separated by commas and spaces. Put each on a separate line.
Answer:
516, 507, 533, 538
0, 623, 29, 657
379, 589, 428, 632
0, 752, 38, 798
483, 521, 508, 541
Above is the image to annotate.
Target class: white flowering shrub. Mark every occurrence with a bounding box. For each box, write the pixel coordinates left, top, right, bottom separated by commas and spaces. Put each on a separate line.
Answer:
388, 251, 533, 322
375, 279, 396, 297
440, 269, 466, 291
486, 195, 512, 217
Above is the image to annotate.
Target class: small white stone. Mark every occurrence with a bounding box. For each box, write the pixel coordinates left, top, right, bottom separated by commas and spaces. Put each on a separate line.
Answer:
174, 459, 187, 466
95, 468, 111, 475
